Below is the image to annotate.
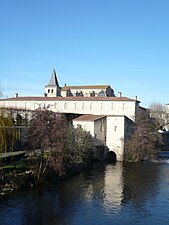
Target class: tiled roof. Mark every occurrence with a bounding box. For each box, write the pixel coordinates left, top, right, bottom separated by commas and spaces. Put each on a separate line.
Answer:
46, 69, 59, 87
73, 114, 135, 122
73, 114, 105, 122
0, 96, 139, 102
62, 85, 110, 90
139, 106, 147, 110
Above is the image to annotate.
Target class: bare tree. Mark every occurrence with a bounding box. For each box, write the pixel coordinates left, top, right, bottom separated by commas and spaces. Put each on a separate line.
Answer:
0, 83, 3, 98
28, 109, 67, 183
149, 102, 169, 130
125, 111, 162, 162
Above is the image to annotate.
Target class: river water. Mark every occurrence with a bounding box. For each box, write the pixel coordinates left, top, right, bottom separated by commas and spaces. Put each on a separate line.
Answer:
1, 160, 169, 225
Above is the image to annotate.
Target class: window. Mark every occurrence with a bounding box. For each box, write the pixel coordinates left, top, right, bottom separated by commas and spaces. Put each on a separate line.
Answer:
114, 126, 117, 131
101, 102, 104, 110
90, 91, 95, 97
51, 89, 54, 93
64, 102, 68, 109
48, 89, 50, 93
122, 103, 125, 110
55, 103, 58, 109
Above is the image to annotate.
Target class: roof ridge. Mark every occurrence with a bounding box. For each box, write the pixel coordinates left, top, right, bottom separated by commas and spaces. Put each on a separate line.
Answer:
62, 85, 110, 90
0, 96, 139, 102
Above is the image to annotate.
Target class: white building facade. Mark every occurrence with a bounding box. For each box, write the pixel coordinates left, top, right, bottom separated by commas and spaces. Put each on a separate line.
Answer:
0, 70, 144, 161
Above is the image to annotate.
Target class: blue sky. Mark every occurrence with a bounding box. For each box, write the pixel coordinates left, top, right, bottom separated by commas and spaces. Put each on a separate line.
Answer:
0, 0, 169, 107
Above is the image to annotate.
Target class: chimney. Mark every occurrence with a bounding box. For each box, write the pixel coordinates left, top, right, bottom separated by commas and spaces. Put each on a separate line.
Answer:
135, 96, 138, 101
118, 92, 122, 97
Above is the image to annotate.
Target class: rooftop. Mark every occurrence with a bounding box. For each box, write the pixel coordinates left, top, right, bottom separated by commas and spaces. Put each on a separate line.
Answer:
62, 85, 111, 90
73, 114, 106, 122
0, 96, 140, 102
46, 69, 59, 87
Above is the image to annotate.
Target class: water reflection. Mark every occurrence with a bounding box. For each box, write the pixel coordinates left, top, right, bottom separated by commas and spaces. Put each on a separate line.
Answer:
103, 163, 123, 213
122, 162, 160, 207
1, 161, 169, 225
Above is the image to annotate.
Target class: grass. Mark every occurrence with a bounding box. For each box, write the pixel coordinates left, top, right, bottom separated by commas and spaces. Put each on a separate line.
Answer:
0, 151, 25, 159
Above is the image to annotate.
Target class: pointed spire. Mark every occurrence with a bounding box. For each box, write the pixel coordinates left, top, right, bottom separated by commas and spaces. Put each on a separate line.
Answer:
48, 69, 59, 87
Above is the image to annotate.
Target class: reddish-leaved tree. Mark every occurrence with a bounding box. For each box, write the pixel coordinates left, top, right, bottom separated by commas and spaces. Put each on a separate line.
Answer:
28, 109, 67, 183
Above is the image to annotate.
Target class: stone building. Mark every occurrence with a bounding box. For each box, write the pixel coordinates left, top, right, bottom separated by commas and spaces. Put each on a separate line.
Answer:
0, 70, 145, 161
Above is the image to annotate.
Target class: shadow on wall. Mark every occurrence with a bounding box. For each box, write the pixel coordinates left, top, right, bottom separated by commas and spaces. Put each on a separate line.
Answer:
94, 146, 116, 162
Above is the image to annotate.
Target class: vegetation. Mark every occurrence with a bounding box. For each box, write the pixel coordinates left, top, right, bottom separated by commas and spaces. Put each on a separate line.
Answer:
2, 102, 167, 191
65, 125, 94, 164
125, 111, 162, 162
28, 109, 67, 183
149, 102, 169, 130
0, 108, 94, 192
28, 109, 94, 184
0, 109, 17, 154
0, 83, 3, 98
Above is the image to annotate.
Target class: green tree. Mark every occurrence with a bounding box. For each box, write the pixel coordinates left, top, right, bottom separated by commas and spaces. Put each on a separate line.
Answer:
64, 125, 94, 164
125, 111, 162, 162
0, 109, 16, 153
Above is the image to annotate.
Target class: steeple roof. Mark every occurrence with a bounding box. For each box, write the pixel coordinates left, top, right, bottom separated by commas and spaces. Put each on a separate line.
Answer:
47, 69, 59, 87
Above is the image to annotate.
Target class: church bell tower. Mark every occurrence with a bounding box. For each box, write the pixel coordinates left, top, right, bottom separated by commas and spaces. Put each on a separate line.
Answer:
44, 69, 61, 97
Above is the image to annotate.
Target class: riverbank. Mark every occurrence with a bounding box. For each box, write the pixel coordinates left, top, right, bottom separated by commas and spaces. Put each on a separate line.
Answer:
0, 156, 94, 196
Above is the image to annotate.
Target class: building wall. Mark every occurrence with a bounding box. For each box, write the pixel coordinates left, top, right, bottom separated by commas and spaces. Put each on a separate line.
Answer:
106, 116, 125, 161
94, 117, 107, 146
73, 121, 95, 137
61, 89, 73, 97
44, 86, 61, 97
73, 115, 133, 161
44, 86, 57, 97
0, 99, 137, 122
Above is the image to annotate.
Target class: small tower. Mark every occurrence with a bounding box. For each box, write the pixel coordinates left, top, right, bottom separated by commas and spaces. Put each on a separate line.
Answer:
44, 69, 61, 97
